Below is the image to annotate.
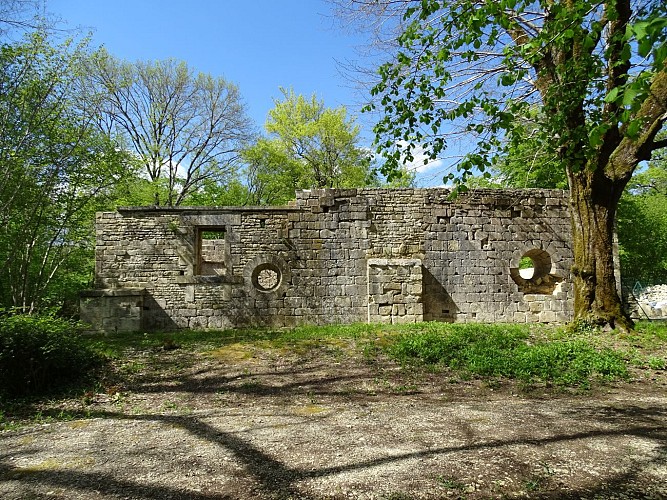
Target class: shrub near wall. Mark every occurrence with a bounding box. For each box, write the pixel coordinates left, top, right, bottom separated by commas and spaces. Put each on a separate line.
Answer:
387, 323, 627, 387
0, 314, 103, 398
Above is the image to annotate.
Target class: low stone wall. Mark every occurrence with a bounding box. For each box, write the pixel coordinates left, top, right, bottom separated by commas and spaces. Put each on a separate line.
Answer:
81, 188, 575, 332
79, 288, 145, 334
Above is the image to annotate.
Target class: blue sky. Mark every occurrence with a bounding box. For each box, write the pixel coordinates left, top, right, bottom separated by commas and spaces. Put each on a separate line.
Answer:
47, 0, 369, 135
45, 0, 446, 185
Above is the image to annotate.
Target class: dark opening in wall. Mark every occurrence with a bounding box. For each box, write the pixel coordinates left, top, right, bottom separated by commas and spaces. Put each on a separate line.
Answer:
196, 227, 228, 276
511, 248, 562, 294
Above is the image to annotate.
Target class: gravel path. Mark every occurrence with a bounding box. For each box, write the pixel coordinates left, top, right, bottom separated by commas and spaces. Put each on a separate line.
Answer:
2, 342, 666, 499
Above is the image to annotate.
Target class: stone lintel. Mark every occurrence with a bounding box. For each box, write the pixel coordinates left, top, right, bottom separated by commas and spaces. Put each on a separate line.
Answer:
80, 288, 146, 298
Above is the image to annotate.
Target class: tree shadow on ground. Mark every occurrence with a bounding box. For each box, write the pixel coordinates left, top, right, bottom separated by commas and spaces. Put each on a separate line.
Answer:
2, 404, 665, 499
3, 341, 667, 499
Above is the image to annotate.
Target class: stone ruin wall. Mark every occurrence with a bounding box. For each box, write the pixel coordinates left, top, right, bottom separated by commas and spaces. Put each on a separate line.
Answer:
80, 188, 575, 333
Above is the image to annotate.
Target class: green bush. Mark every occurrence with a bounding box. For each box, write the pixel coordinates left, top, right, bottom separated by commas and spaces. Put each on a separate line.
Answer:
0, 314, 103, 398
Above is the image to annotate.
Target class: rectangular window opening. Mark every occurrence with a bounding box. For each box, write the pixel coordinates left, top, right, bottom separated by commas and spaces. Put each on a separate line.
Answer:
196, 226, 229, 276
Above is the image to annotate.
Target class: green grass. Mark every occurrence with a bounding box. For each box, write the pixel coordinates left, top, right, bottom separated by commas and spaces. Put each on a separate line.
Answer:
2, 321, 666, 430
86, 321, 646, 389
386, 323, 629, 388
620, 320, 667, 348
54, 320, 667, 395
436, 475, 466, 490
84, 322, 385, 358
79, 321, 667, 390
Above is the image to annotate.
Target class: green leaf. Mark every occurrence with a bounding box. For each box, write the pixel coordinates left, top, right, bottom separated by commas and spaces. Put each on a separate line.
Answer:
626, 120, 641, 139
622, 87, 640, 106
500, 74, 514, 86
638, 39, 653, 58
632, 21, 650, 40
604, 87, 620, 103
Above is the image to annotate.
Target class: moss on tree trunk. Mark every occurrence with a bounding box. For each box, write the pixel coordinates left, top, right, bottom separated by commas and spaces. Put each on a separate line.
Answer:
565, 65, 667, 332
568, 169, 633, 331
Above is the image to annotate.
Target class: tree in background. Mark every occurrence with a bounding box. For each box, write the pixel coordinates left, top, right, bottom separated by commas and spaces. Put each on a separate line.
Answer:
0, 0, 41, 37
85, 50, 253, 207
361, 0, 666, 330
180, 177, 251, 207
617, 140, 667, 286
178, 88, 415, 207
241, 136, 308, 205
240, 88, 380, 205
0, 32, 132, 313
485, 110, 568, 189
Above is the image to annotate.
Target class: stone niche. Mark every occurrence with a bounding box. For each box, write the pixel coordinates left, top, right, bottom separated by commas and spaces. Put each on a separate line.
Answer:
81, 188, 577, 332
367, 259, 423, 324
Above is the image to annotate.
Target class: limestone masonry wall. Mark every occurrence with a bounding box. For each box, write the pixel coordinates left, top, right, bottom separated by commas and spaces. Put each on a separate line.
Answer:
80, 188, 574, 332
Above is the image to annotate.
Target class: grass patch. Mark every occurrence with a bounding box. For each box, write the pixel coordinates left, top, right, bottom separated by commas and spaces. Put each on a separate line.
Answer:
84, 322, 385, 357
619, 320, 667, 349
0, 314, 105, 398
81, 321, 647, 390
2, 321, 666, 430
386, 323, 628, 388
647, 356, 666, 370
436, 475, 466, 490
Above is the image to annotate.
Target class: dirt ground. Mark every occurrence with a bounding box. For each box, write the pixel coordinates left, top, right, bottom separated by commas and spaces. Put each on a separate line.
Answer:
1, 338, 666, 499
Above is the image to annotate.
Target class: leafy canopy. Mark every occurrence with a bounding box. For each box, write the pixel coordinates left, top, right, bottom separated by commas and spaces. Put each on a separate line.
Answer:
367, 0, 667, 186
85, 50, 253, 207
617, 141, 667, 285
240, 88, 379, 205
0, 32, 132, 313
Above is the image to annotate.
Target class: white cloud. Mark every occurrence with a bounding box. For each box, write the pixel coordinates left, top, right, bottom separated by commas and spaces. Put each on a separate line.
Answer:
396, 141, 446, 173
370, 140, 467, 187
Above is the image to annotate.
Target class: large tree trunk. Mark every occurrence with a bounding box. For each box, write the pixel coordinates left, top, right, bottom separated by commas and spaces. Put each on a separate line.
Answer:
565, 60, 667, 332
525, 1, 667, 332
568, 168, 633, 330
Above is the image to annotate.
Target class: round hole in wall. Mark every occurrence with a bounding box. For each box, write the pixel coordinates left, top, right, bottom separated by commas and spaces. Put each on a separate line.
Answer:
518, 249, 551, 281
511, 248, 562, 294
251, 262, 282, 292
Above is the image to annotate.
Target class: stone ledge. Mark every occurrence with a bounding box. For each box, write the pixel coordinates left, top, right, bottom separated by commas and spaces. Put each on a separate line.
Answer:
176, 275, 243, 285
116, 206, 301, 215
80, 288, 146, 297
368, 258, 422, 267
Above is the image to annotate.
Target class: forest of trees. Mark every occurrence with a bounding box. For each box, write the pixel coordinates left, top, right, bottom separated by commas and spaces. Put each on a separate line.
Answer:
0, 0, 665, 330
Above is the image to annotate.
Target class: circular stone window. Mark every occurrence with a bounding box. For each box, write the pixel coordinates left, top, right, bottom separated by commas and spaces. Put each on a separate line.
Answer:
519, 249, 552, 281
511, 248, 556, 294
244, 255, 290, 298
251, 263, 282, 292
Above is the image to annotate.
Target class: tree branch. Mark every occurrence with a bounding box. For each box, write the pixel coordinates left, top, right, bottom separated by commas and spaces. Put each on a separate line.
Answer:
608, 63, 667, 177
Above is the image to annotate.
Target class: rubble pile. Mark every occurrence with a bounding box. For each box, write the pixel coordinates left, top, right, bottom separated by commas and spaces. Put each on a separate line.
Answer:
635, 284, 667, 318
